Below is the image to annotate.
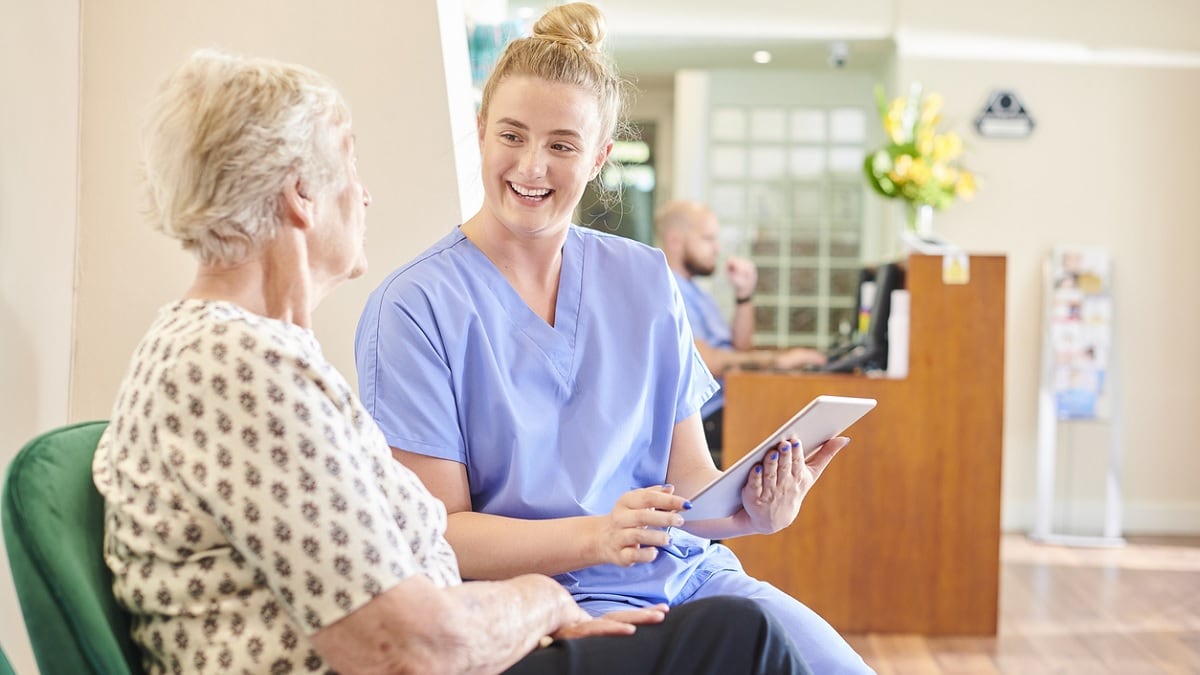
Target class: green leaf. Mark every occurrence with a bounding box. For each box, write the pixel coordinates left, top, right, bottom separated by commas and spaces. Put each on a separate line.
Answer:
862, 153, 897, 199
874, 83, 889, 121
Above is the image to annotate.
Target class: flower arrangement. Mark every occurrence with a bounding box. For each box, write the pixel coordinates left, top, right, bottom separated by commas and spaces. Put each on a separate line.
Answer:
863, 83, 976, 229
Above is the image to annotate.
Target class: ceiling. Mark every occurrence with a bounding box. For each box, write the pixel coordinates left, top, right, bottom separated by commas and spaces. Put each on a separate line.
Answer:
608, 36, 895, 84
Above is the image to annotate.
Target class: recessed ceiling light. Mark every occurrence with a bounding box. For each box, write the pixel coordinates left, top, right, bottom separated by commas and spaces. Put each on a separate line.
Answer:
752, 50, 772, 64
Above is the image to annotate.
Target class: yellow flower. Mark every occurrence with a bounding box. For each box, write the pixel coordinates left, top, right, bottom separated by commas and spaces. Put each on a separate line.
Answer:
932, 132, 962, 162
955, 170, 977, 199
908, 157, 932, 187
932, 163, 957, 187
888, 154, 913, 184
916, 128, 935, 157
883, 116, 904, 144
865, 83, 978, 210
920, 92, 943, 120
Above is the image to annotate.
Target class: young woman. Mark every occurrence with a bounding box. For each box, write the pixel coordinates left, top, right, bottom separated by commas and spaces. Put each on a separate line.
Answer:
356, 4, 872, 673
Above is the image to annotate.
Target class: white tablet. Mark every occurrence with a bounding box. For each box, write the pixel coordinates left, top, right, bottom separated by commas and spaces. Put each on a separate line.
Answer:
684, 395, 877, 521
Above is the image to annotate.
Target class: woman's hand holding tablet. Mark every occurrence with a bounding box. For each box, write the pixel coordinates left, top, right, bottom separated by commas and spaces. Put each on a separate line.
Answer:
683, 395, 877, 522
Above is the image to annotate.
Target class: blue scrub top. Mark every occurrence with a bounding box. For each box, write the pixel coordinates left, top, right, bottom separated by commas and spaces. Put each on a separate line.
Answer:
672, 272, 732, 419
356, 226, 731, 605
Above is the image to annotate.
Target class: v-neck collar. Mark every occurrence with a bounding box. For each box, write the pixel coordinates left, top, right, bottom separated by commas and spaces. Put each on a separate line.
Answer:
460, 227, 584, 384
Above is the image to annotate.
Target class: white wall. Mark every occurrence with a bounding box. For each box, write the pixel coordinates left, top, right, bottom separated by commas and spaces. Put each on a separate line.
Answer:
1, 1, 477, 672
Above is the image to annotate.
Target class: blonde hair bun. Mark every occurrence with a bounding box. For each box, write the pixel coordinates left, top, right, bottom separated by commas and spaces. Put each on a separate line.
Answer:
531, 2, 607, 52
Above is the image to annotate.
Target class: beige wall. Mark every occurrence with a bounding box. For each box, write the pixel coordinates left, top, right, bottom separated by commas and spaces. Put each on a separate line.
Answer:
898, 0, 1200, 52
897, 57, 1200, 531
887, 2, 1200, 533
72, 0, 477, 420
626, 77, 676, 211
0, 2, 80, 670
1, 1, 476, 672
895, 0, 1200, 532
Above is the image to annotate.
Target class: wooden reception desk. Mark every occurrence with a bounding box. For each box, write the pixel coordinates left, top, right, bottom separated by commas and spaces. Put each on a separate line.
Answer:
722, 254, 1006, 635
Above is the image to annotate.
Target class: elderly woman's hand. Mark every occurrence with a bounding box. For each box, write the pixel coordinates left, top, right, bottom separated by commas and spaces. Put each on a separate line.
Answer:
591, 485, 688, 567
737, 436, 850, 534
551, 604, 670, 641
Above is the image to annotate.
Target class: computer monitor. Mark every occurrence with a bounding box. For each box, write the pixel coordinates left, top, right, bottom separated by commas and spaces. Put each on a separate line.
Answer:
823, 261, 906, 373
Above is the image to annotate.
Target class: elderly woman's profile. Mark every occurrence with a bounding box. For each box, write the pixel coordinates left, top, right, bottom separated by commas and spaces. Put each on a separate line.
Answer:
90, 49, 811, 674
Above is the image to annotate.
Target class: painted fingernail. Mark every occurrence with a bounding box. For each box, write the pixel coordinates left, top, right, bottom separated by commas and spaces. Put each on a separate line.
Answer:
790, 440, 801, 448
780, 445, 790, 453
755, 466, 763, 473
682, 501, 693, 510
769, 452, 779, 461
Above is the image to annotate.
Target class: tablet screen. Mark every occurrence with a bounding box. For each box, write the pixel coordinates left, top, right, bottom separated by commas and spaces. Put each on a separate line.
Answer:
684, 395, 877, 521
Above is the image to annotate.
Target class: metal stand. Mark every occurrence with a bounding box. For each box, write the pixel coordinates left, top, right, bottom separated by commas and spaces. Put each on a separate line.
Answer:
1031, 247, 1124, 548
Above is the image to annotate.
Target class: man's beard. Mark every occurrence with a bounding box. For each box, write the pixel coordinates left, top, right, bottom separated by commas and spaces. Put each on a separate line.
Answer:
684, 254, 715, 277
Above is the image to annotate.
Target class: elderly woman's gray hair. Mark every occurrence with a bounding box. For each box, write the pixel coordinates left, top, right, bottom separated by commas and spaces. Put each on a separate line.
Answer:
142, 49, 351, 265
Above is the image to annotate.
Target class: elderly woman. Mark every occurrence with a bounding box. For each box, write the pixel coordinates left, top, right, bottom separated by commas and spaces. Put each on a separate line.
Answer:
91, 50, 810, 675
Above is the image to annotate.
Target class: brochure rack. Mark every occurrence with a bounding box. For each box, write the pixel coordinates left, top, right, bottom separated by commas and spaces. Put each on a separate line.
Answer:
1032, 246, 1124, 547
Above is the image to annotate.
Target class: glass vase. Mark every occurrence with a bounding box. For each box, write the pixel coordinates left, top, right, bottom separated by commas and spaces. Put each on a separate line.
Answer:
906, 202, 935, 239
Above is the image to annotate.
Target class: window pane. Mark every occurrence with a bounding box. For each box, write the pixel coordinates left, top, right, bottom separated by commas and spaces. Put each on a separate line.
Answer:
750, 107, 787, 141
788, 306, 817, 333
790, 232, 819, 257
755, 306, 778, 332
749, 147, 787, 179
748, 184, 788, 225
712, 107, 746, 140
758, 266, 780, 294
828, 185, 861, 223
830, 267, 861, 296
830, 108, 866, 142
710, 145, 747, 179
710, 184, 745, 220
830, 233, 861, 258
789, 147, 825, 178
793, 186, 822, 220
752, 231, 781, 256
789, 267, 818, 295
790, 109, 825, 142
829, 147, 864, 174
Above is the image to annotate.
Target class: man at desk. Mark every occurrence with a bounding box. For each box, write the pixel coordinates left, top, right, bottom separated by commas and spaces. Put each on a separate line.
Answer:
656, 200, 826, 457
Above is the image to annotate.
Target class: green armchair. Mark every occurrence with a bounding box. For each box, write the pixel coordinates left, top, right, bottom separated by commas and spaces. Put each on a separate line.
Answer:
2, 421, 142, 674
0, 642, 16, 675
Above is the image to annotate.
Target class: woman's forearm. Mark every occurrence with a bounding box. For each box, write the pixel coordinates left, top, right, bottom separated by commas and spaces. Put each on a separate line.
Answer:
446, 510, 607, 579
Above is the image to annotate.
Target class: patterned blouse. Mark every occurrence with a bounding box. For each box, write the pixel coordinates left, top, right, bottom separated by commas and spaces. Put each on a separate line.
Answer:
93, 300, 460, 674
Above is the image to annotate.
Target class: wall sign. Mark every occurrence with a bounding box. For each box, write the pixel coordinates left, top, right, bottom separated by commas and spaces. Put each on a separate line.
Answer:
975, 90, 1035, 138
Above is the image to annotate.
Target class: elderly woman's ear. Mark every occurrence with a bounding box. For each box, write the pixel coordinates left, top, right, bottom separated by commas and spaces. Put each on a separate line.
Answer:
282, 177, 314, 229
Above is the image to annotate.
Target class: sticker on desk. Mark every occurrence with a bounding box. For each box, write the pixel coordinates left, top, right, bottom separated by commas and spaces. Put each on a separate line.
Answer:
942, 251, 970, 285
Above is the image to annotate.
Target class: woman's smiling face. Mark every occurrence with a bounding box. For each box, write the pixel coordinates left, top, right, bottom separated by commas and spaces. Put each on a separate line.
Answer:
476, 75, 612, 241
